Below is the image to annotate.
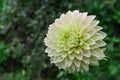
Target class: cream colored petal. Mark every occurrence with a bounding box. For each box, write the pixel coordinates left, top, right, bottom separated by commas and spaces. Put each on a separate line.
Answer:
96, 40, 106, 46
85, 38, 96, 45
66, 11, 80, 27
81, 61, 89, 72
71, 63, 76, 71
67, 67, 74, 73
44, 39, 57, 49
90, 20, 99, 28
68, 49, 74, 54
82, 50, 91, 57
90, 48, 106, 59
80, 12, 88, 20
61, 52, 68, 58
74, 47, 81, 54
55, 63, 62, 69
59, 14, 71, 26
90, 61, 99, 66
47, 49, 59, 57
46, 34, 58, 43
75, 54, 83, 60
76, 67, 80, 72
55, 62, 65, 69
72, 10, 80, 22
48, 23, 63, 35
86, 15, 96, 23
94, 26, 103, 32
98, 31, 107, 39
74, 58, 80, 68
65, 11, 73, 21
48, 52, 60, 57
83, 15, 96, 32
72, 10, 79, 15
82, 57, 90, 64
51, 56, 64, 63
81, 42, 90, 50
65, 57, 73, 67
66, 10, 72, 15
69, 53, 75, 60
82, 33, 91, 40
89, 28, 97, 35
56, 48, 63, 53
46, 33, 57, 42
89, 56, 99, 66
54, 19, 63, 26
90, 40, 106, 49
45, 48, 51, 53
91, 31, 106, 41
91, 33, 102, 40
59, 14, 66, 21
57, 61, 66, 69
78, 12, 88, 31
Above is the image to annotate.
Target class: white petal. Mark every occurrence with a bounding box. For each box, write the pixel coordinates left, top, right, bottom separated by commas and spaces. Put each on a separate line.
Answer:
60, 14, 66, 20
69, 53, 75, 60
45, 48, 51, 53
68, 67, 74, 73
98, 31, 107, 39
83, 15, 96, 32
88, 29, 97, 36
73, 10, 79, 15
81, 62, 89, 72
65, 57, 73, 67
77, 12, 88, 30
82, 33, 91, 40
91, 20, 99, 27
74, 47, 81, 54
85, 38, 96, 45
71, 63, 76, 71
95, 26, 103, 32
75, 54, 83, 60
57, 61, 66, 69
91, 31, 106, 41
47, 49, 61, 57
82, 50, 91, 57
86, 15, 96, 23
82, 57, 90, 64
90, 40, 106, 49
68, 49, 74, 54
90, 48, 106, 59
61, 52, 68, 58
54, 19, 63, 26
90, 62, 99, 66
52, 56, 64, 63
74, 59, 80, 68
44, 37, 57, 49
80, 12, 88, 20
81, 42, 90, 50
89, 56, 99, 66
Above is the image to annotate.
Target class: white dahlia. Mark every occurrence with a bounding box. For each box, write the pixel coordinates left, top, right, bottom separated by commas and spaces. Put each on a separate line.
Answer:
44, 10, 107, 73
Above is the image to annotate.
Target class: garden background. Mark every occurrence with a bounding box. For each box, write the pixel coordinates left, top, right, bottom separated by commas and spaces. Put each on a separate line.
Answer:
0, 0, 120, 80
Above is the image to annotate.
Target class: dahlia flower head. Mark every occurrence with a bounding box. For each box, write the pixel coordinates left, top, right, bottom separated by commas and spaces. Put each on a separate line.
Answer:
44, 10, 107, 73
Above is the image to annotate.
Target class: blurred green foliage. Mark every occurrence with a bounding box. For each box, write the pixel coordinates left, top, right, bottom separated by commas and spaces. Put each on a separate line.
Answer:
0, 0, 120, 80
2, 69, 31, 80
0, 40, 9, 63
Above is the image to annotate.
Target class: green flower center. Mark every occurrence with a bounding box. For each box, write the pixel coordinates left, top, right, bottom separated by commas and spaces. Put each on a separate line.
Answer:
57, 26, 83, 50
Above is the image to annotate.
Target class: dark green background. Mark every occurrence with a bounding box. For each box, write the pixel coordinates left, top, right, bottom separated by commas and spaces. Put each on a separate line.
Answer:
0, 0, 120, 80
